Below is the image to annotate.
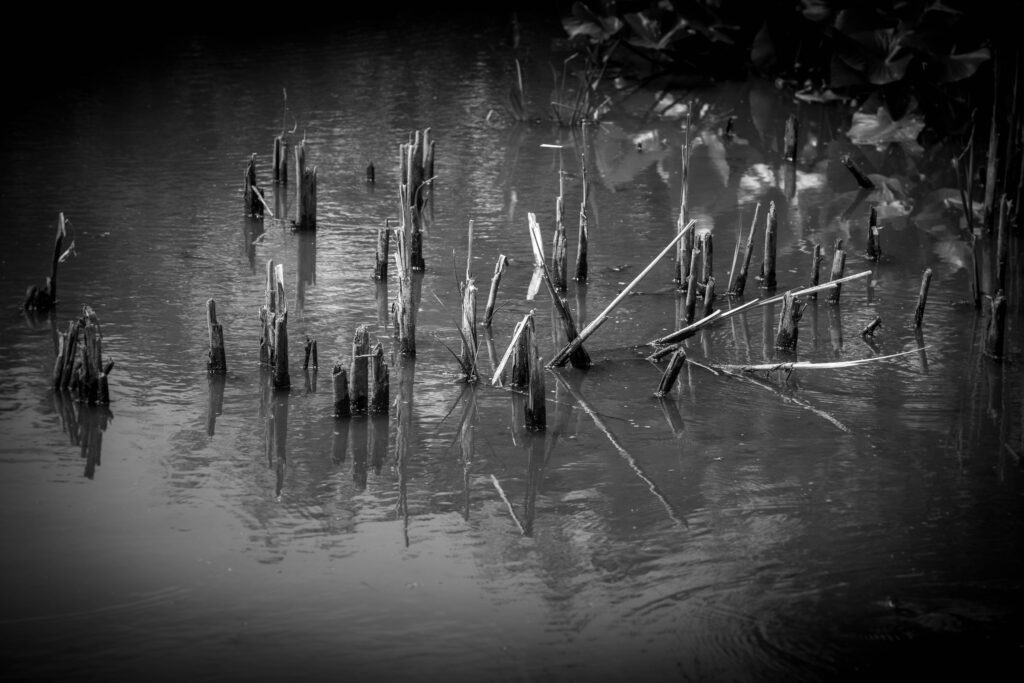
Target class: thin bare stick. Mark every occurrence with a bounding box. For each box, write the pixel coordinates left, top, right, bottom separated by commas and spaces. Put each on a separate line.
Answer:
549, 219, 696, 367
491, 474, 526, 535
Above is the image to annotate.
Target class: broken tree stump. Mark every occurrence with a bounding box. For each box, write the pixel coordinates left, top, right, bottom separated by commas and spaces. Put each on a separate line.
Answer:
294, 140, 317, 231
808, 243, 822, 299
273, 134, 288, 183
368, 342, 390, 414
24, 212, 68, 312
349, 325, 371, 413
826, 240, 847, 305
866, 205, 881, 261
332, 364, 351, 418
207, 298, 227, 375
244, 153, 265, 218
774, 292, 804, 351
729, 202, 760, 297
374, 221, 391, 281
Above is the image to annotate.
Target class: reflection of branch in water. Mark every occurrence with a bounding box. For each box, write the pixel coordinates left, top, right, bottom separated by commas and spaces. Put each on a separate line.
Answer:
271, 392, 288, 500
551, 371, 685, 528
459, 387, 477, 522
522, 431, 546, 536
715, 367, 851, 433
491, 474, 525, 535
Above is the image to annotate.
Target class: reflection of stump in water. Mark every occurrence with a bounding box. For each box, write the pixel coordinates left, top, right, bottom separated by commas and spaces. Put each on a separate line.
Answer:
265, 389, 288, 499
350, 418, 368, 490
53, 390, 112, 479
394, 356, 415, 546
370, 414, 388, 475
206, 375, 226, 436
296, 231, 316, 312
455, 386, 478, 521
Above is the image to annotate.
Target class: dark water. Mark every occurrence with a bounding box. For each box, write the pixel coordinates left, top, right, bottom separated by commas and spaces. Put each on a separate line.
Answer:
1, 12, 1022, 683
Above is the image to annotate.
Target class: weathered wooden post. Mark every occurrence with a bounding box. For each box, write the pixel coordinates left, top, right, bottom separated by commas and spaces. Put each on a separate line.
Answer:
866, 205, 881, 261
508, 315, 531, 389
273, 135, 288, 183
574, 155, 589, 283
699, 230, 713, 287
760, 201, 778, 290
399, 128, 433, 270
368, 342, 390, 414
729, 203, 760, 297
913, 268, 933, 328
374, 220, 391, 281
460, 280, 478, 382
551, 172, 568, 291
332, 364, 350, 418
24, 212, 68, 312
393, 205, 417, 356
349, 325, 371, 413
684, 248, 699, 323
807, 243, 822, 299
675, 115, 692, 285
294, 140, 317, 231
259, 259, 276, 367
774, 292, 804, 351
827, 239, 847, 305
272, 264, 290, 390
701, 276, 716, 320
524, 314, 545, 430
206, 298, 227, 375
244, 153, 265, 218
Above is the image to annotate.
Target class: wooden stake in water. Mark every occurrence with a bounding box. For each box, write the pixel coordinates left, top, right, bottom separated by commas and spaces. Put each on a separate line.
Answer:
985, 290, 1006, 360
374, 220, 390, 281
393, 202, 417, 357
349, 325, 371, 413
866, 205, 881, 261
294, 141, 317, 231
675, 112, 692, 284
524, 314, 546, 430
700, 230, 713, 286
808, 243, 822, 299
332, 364, 350, 418
483, 254, 507, 327
826, 240, 847, 305
654, 349, 687, 397
549, 220, 696, 367
459, 279, 479, 381
207, 298, 227, 375
244, 153, 265, 218
368, 342, 390, 414
913, 268, 933, 328
273, 135, 288, 183
551, 173, 568, 291
774, 292, 804, 351
730, 202, 760, 297
684, 247, 699, 324
574, 154, 589, 283
760, 201, 778, 290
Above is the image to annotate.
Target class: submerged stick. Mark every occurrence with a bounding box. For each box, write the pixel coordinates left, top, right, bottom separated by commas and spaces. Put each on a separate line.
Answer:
549, 220, 696, 367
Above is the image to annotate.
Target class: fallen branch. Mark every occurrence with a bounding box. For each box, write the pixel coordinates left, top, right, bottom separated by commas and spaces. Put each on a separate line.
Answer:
712, 348, 921, 373
549, 219, 696, 367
